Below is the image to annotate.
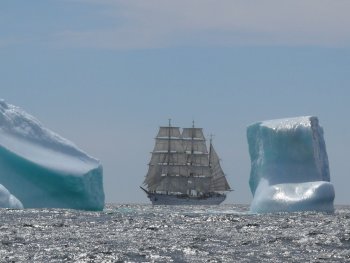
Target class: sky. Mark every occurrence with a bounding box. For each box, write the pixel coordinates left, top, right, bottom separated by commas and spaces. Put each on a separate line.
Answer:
1, 0, 350, 205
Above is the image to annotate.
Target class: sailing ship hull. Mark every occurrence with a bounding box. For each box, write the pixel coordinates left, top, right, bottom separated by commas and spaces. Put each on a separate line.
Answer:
146, 192, 226, 205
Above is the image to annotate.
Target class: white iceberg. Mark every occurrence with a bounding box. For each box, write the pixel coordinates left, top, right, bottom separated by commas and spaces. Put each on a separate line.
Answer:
0, 99, 104, 210
0, 183, 23, 209
247, 116, 334, 213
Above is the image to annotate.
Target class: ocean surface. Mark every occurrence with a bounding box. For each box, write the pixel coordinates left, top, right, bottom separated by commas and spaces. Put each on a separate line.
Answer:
1, 204, 350, 262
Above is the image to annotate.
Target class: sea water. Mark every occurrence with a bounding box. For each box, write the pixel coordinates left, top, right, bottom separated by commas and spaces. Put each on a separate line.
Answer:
1, 204, 349, 262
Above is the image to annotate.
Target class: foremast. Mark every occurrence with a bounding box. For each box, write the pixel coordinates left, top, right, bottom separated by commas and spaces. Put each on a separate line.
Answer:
144, 119, 188, 194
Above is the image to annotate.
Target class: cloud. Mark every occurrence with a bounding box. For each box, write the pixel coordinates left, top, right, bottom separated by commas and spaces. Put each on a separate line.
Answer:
55, 0, 350, 49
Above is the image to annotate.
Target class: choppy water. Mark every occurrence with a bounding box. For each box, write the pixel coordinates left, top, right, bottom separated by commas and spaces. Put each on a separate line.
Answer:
1, 204, 350, 262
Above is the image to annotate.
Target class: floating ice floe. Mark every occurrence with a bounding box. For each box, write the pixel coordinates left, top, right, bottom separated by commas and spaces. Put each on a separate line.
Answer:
247, 116, 334, 213
0, 99, 104, 210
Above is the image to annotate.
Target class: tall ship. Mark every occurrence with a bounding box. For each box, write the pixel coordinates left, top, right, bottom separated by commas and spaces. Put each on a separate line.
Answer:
141, 120, 231, 205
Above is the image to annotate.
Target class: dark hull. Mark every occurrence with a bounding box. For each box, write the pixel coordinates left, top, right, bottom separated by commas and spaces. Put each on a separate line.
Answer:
142, 189, 226, 205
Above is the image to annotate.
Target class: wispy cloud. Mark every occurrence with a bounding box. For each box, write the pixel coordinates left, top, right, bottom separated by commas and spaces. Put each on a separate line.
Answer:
53, 0, 350, 49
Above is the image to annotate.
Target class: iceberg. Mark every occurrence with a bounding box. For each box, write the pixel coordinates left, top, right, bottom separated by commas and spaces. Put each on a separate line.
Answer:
0, 183, 23, 208
0, 99, 104, 210
247, 116, 334, 213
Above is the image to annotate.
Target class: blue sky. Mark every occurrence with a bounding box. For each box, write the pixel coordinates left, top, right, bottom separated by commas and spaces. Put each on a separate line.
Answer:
1, 0, 350, 204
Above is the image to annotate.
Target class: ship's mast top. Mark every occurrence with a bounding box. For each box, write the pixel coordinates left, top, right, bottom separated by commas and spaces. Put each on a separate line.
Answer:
209, 134, 214, 167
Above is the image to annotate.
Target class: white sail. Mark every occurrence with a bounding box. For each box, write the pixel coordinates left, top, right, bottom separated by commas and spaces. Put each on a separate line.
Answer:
190, 177, 212, 192
150, 152, 187, 165
182, 127, 207, 153
188, 165, 211, 177
210, 175, 231, 191
189, 153, 209, 166
209, 145, 231, 191
156, 175, 212, 194
156, 176, 190, 194
157, 127, 181, 138
161, 165, 189, 176
182, 128, 205, 140
153, 138, 184, 153
182, 140, 208, 153
144, 165, 162, 191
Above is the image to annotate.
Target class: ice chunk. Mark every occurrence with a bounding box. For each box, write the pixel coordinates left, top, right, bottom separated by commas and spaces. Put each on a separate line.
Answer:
0, 99, 104, 210
0, 184, 23, 209
247, 116, 334, 213
250, 179, 335, 213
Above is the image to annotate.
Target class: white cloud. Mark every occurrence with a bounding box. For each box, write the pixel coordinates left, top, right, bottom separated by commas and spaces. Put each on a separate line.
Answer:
55, 0, 350, 49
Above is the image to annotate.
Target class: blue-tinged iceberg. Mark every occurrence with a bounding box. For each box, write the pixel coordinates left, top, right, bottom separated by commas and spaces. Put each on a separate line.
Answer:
247, 116, 334, 213
0, 99, 104, 210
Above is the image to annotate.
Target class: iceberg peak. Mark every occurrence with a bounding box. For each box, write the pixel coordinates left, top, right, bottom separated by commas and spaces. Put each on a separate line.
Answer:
0, 99, 84, 155
0, 99, 105, 210
260, 116, 313, 130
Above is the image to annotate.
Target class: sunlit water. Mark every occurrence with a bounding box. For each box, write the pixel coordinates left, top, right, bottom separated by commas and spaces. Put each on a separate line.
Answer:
1, 204, 350, 262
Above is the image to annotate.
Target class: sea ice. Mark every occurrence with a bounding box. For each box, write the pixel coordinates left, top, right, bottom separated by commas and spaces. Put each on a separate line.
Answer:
247, 116, 334, 213
0, 99, 104, 210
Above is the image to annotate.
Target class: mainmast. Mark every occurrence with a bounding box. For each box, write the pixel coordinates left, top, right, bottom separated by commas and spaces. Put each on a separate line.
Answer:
181, 121, 211, 194
208, 134, 213, 168
188, 121, 195, 195
190, 120, 195, 169
167, 118, 171, 167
